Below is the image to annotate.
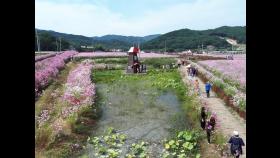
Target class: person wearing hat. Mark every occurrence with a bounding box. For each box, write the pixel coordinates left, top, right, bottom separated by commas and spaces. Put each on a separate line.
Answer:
228, 131, 245, 158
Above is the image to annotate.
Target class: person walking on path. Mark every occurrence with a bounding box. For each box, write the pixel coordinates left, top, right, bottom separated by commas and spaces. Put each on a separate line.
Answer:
206, 121, 213, 144
194, 68, 198, 77
192, 67, 196, 77
205, 81, 212, 98
209, 115, 216, 130
228, 131, 245, 158
194, 79, 200, 95
200, 107, 207, 130
178, 61, 181, 68
187, 67, 190, 76
193, 67, 197, 77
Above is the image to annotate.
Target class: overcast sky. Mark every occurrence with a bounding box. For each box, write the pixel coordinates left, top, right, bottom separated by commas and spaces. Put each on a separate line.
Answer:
35, 0, 246, 37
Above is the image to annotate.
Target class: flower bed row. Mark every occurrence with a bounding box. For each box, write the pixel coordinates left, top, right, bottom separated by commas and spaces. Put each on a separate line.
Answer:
35, 61, 96, 157
62, 60, 95, 111
179, 53, 227, 61
35, 51, 78, 97
51, 61, 96, 134
73, 52, 128, 59
186, 60, 246, 119
73, 52, 178, 60
35, 52, 62, 62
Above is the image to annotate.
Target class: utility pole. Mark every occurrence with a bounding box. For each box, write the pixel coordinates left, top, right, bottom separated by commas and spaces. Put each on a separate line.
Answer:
165, 40, 166, 53
138, 42, 140, 60
59, 37, 61, 52
56, 38, 58, 52
92, 37, 94, 52
35, 29, 40, 52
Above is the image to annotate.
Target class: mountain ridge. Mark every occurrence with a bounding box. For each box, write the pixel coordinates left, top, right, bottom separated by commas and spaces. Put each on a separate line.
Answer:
35, 26, 245, 51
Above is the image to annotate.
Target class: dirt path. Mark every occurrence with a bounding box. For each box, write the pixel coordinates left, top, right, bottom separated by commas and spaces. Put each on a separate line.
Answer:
179, 66, 246, 158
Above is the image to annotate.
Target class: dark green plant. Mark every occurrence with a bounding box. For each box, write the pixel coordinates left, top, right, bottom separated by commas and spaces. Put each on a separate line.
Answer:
162, 130, 201, 158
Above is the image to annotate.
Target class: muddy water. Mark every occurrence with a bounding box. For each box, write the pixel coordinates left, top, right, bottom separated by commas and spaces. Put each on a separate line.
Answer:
85, 80, 189, 157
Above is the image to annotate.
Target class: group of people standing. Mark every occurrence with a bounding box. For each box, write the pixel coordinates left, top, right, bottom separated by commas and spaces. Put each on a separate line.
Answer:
183, 63, 245, 157
200, 107, 216, 144
185, 64, 245, 157
187, 66, 197, 77
187, 65, 212, 98
226, 55, 234, 60
192, 78, 212, 98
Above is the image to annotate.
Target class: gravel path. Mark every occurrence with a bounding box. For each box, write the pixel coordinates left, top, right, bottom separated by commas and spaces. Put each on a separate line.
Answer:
179, 66, 246, 158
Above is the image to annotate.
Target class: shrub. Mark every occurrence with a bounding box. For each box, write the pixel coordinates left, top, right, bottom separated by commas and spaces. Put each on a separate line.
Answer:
213, 79, 225, 89
224, 86, 237, 97
35, 125, 54, 149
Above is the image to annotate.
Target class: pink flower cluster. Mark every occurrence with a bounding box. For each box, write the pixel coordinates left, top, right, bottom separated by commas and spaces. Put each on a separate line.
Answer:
208, 54, 246, 60
35, 51, 77, 97
73, 52, 178, 59
61, 61, 96, 118
61, 106, 80, 118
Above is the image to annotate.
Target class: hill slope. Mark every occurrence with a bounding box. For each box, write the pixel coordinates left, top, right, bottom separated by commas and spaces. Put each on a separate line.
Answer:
93, 34, 160, 44
142, 26, 246, 51
35, 26, 245, 52
36, 29, 160, 51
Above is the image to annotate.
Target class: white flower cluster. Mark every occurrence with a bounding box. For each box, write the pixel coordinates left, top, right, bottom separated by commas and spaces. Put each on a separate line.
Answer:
93, 64, 107, 70
52, 118, 64, 134
36, 110, 50, 127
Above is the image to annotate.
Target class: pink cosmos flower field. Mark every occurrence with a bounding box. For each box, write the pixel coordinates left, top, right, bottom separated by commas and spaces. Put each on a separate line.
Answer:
74, 52, 178, 58
197, 55, 246, 87
35, 51, 78, 97
74, 52, 128, 58
139, 52, 178, 58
